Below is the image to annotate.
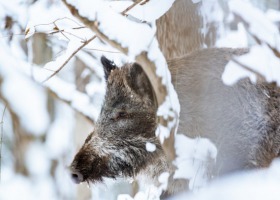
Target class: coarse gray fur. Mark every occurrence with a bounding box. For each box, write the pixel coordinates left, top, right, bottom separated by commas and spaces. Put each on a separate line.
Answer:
70, 48, 280, 195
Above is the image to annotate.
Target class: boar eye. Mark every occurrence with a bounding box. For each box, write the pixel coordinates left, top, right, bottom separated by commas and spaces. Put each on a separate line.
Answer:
111, 111, 128, 121
118, 111, 127, 118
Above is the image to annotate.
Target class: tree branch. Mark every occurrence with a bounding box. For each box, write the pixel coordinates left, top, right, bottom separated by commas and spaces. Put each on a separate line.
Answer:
42, 35, 96, 83
43, 0, 146, 83
232, 58, 266, 82
234, 13, 280, 59
0, 105, 7, 182
48, 88, 95, 124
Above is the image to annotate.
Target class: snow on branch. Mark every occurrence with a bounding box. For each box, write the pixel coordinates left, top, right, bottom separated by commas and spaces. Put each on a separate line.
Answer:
0, 41, 98, 126
61, 0, 180, 161
46, 76, 99, 123
222, 0, 280, 86
0, 42, 50, 136
42, 35, 96, 83
229, 0, 280, 53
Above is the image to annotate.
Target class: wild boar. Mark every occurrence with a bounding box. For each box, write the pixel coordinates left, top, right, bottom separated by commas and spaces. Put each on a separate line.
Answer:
70, 48, 280, 194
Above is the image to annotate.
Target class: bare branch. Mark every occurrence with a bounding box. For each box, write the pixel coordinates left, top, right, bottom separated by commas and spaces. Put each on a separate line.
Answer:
234, 13, 280, 59
48, 89, 95, 124
121, 0, 143, 15
42, 35, 96, 83
43, 0, 146, 83
232, 58, 266, 82
0, 105, 7, 182
84, 48, 120, 54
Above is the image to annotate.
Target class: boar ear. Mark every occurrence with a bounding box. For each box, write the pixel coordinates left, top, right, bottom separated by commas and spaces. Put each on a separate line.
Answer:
101, 56, 116, 80
128, 63, 156, 105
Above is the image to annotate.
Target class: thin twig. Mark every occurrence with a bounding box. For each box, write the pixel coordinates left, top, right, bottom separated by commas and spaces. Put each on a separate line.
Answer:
41, 68, 57, 72
1, 17, 87, 39
84, 48, 120, 54
48, 90, 95, 124
58, 30, 87, 41
234, 13, 280, 59
34, 17, 83, 28
0, 33, 26, 39
140, 0, 150, 5
232, 58, 266, 81
0, 105, 7, 182
121, 0, 143, 15
43, 0, 144, 83
42, 35, 96, 83
1, 27, 88, 39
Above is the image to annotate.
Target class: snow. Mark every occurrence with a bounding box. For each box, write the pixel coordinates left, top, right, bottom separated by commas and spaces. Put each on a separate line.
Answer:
216, 23, 248, 48
266, 9, 280, 23
92, 178, 132, 200
0, 74, 49, 135
67, 0, 155, 57
0, 42, 50, 135
108, 0, 175, 22
97, 7, 154, 58
148, 38, 180, 143
118, 185, 161, 200
146, 142, 156, 152
76, 51, 105, 78
229, 0, 280, 51
168, 159, 280, 200
148, 38, 180, 113
0, 1, 28, 27
201, 0, 224, 23
173, 134, 217, 190
158, 172, 170, 192
45, 102, 74, 158
43, 40, 86, 74
223, 44, 280, 86
156, 124, 172, 144
125, 0, 175, 22
27, 0, 73, 28
25, 142, 51, 177
223, 59, 256, 85
69, 0, 175, 23
221, 1, 280, 86
200, 0, 224, 38
0, 174, 56, 200
44, 76, 100, 121
192, 0, 201, 3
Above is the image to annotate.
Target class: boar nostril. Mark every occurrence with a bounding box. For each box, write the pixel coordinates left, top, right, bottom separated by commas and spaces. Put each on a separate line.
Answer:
71, 171, 84, 184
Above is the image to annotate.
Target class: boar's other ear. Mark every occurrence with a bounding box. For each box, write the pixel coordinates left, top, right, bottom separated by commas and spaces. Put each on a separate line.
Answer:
127, 63, 156, 106
101, 56, 117, 80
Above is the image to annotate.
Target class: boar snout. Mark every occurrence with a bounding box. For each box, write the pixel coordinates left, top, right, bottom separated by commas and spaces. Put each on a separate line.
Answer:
70, 169, 84, 184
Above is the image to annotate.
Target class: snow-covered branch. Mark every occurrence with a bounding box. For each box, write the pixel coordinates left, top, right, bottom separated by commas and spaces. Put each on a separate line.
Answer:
222, 0, 280, 86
